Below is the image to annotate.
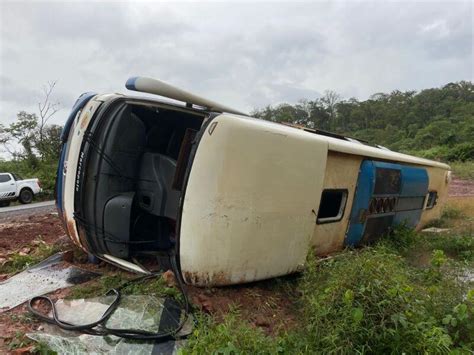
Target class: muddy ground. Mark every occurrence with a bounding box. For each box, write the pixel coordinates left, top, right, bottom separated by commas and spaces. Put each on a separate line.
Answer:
0, 176, 473, 353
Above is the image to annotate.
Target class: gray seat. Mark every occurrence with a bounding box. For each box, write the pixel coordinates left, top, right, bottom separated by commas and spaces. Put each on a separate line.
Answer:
137, 152, 180, 219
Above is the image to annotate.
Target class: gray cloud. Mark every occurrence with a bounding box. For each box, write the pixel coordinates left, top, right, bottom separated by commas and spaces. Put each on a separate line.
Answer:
0, 0, 472, 128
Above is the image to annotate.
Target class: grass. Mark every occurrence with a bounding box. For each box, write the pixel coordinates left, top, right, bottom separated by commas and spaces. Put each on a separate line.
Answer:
450, 161, 474, 180
184, 311, 286, 354
183, 244, 474, 354
0, 240, 61, 274
67, 272, 180, 300
7, 331, 57, 355
7, 331, 34, 351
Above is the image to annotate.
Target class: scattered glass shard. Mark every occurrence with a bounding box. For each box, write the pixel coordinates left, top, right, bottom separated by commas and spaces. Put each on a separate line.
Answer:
0, 252, 100, 311
27, 295, 192, 354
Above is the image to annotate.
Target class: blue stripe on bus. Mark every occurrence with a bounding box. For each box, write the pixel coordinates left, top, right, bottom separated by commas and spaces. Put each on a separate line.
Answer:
56, 142, 67, 213
345, 160, 429, 247
56, 92, 96, 213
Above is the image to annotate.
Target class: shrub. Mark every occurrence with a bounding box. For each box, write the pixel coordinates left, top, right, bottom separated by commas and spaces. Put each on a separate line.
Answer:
445, 143, 474, 162
184, 311, 284, 354
450, 161, 474, 180
292, 247, 473, 353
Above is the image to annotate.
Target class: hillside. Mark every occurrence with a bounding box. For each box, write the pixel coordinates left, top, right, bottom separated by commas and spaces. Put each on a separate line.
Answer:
253, 81, 474, 162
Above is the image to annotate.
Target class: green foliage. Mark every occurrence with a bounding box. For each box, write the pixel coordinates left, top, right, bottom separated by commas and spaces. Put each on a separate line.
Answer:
34, 342, 58, 355
6, 332, 56, 354
67, 274, 179, 300
183, 311, 285, 354
381, 224, 419, 252
450, 161, 474, 180
254, 81, 474, 162
0, 240, 60, 274
424, 206, 464, 228
422, 235, 474, 262
441, 206, 464, 220
183, 240, 474, 353
386, 221, 473, 263
120, 275, 180, 299
414, 143, 474, 162
7, 331, 34, 351
0, 109, 62, 194
292, 246, 473, 353
66, 274, 128, 299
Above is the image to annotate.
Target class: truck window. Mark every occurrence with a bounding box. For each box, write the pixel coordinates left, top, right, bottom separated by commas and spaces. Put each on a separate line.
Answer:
0, 174, 11, 183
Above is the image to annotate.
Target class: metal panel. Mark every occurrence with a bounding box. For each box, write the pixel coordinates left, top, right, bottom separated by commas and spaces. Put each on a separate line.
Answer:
345, 160, 429, 247
180, 114, 328, 286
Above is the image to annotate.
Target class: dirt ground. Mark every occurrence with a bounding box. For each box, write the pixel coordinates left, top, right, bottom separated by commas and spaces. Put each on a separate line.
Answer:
0, 213, 65, 261
0, 176, 473, 353
449, 176, 474, 196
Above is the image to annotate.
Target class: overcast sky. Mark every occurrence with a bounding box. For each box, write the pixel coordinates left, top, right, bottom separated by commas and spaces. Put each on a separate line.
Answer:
0, 0, 472, 128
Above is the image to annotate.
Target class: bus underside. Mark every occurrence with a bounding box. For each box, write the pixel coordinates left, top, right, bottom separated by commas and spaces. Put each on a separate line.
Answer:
76, 100, 205, 262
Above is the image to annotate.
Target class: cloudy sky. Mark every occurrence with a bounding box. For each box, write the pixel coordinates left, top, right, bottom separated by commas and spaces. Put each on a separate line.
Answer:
0, 0, 472, 128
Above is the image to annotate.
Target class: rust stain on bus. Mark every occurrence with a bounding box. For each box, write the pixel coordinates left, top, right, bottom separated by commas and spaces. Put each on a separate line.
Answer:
183, 271, 236, 286
66, 218, 83, 250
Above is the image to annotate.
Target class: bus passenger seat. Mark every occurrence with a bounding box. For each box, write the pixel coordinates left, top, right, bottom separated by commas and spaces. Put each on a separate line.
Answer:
137, 152, 180, 219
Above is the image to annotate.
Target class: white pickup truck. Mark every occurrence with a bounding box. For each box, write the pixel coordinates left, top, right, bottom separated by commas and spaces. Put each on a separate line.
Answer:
0, 173, 42, 207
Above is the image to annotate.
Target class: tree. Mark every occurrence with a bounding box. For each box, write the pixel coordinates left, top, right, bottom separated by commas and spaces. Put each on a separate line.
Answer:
3, 111, 39, 166
38, 124, 62, 161
0, 81, 62, 172
321, 90, 341, 130
37, 81, 60, 159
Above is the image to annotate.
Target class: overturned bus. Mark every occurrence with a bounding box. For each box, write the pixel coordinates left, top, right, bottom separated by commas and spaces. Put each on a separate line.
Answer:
56, 77, 451, 286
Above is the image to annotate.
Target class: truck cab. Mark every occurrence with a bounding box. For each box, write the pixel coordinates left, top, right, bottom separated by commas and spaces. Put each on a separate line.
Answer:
0, 173, 42, 206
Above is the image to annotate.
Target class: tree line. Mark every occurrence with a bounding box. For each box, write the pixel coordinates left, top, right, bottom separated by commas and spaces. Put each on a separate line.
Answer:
253, 81, 474, 161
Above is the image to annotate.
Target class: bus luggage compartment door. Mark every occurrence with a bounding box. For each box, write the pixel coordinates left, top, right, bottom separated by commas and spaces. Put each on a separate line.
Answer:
345, 160, 428, 247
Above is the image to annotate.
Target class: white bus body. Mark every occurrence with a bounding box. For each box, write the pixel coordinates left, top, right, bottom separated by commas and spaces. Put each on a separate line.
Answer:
56, 78, 450, 286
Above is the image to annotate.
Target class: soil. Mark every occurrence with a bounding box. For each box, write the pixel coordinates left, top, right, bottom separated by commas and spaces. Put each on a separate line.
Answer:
0, 177, 473, 353
0, 213, 65, 258
186, 276, 300, 335
449, 176, 474, 197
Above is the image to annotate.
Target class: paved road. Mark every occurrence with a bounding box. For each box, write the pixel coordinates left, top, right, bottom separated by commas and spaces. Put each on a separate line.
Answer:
0, 200, 56, 220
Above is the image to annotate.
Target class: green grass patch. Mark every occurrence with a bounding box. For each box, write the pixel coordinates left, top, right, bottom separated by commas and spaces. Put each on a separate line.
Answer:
424, 205, 465, 228
7, 331, 34, 351
425, 234, 474, 262
450, 161, 474, 180
0, 241, 60, 274
382, 223, 474, 263
67, 273, 179, 300
184, 311, 285, 354
293, 247, 473, 353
